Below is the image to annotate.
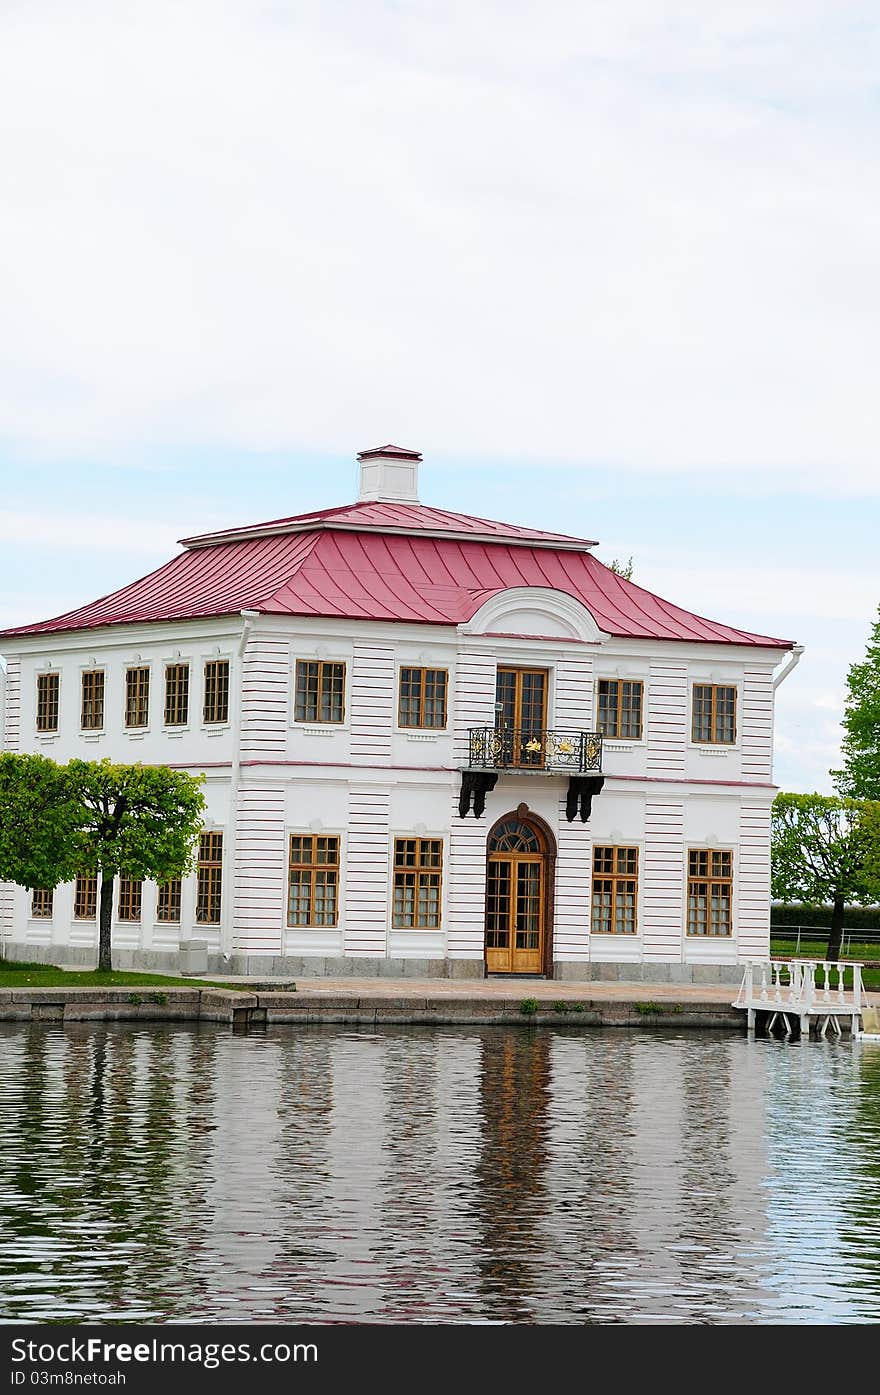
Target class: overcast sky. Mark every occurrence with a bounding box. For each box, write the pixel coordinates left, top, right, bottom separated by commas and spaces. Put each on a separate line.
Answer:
1, 1, 878, 794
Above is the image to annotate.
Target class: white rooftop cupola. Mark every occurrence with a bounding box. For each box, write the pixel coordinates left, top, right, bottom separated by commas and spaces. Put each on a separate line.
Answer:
357, 443, 422, 503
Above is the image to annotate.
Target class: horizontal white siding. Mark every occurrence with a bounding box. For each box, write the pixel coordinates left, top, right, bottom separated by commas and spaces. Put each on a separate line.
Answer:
641, 800, 685, 961
737, 802, 772, 958
647, 663, 687, 776
453, 650, 496, 766
343, 786, 391, 954
553, 795, 591, 961
350, 645, 394, 765
554, 655, 594, 730
233, 786, 285, 952
740, 668, 774, 782
240, 637, 289, 762
3, 657, 20, 751
446, 794, 487, 957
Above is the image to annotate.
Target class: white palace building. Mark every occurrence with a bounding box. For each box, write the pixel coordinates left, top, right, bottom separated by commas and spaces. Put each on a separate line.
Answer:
0, 447, 802, 982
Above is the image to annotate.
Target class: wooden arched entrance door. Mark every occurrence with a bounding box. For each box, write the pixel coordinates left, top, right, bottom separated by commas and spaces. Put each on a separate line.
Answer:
485, 813, 555, 975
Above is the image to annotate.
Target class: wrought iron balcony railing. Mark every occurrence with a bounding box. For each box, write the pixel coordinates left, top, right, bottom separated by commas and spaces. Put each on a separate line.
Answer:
467, 727, 603, 774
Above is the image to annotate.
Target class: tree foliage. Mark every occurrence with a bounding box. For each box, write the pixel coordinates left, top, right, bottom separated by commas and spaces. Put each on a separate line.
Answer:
771, 792, 880, 960
0, 752, 85, 890
832, 603, 880, 800
0, 756, 206, 971
608, 556, 634, 580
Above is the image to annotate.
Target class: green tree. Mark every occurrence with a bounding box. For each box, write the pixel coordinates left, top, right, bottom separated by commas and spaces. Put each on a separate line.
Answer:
0, 752, 85, 891
833, 603, 880, 799
67, 760, 206, 971
771, 792, 880, 961
608, 556, 634, 580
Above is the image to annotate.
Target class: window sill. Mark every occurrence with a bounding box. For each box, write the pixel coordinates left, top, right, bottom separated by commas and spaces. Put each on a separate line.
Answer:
295, 725, 346, 736
589, 932, 641, 938
34, 732, 60, 742
602, 740, 643, 751
401, 732, 445, 742
80, 733, 104, 742
203, 726, 230, 737
694, 747, 737, 757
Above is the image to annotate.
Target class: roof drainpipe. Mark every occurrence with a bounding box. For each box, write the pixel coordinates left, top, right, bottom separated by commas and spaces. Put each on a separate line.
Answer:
773, 644, 804, 689
220, 610, 259, 965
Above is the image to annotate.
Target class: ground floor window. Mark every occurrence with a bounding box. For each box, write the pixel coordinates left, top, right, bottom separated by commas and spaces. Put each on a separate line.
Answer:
74, 874, 97, 920
392, 838, 442, 929
287, 835, 340, 926
196, 832, 223, 924
31, 888, 54, 919
117, 877, 142, 922
687, 849, 733, 936
157, 878, 182, 923
591, 846, 639, 934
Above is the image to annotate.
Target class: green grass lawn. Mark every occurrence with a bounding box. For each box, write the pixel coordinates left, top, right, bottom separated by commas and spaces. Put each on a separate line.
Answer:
0, 961, 252, 991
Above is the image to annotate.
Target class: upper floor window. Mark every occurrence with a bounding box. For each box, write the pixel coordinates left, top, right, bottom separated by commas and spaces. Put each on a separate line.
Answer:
398, 667, 447, 729
203, 660, 230, 725
591, 846, 639, 935
687, 849, 733, 937
692, 684, 736, 745
31, 888, 54, 919
392, 838, 443, 929
597, 679, 643, 740
81, 670, 105, 731
294, 660, 345, 724
164, 663, 189, 726
117, 876, 142, 922
196, 831, 223, 923
287, 835, 340, 927
36, 673, 60, 733
124, 666, 150, 728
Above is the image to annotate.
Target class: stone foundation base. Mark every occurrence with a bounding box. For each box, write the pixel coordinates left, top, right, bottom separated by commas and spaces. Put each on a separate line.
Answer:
3, 942, 749, 986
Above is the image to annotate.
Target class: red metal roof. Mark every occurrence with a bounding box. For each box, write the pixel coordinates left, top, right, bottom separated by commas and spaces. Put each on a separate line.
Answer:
0, 512, 794, 648
357, 443, 423, 461
179, 499, 598, 549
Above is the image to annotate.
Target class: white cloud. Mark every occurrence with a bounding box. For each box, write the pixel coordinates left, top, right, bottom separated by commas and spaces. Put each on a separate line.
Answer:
0, 512, 181, 553
1, 1, 879, 486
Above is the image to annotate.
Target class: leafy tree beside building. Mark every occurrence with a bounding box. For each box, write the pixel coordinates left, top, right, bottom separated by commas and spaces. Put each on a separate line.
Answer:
771, 792, 880, 962
0, 756, 206, 972
833, 602, 880, 800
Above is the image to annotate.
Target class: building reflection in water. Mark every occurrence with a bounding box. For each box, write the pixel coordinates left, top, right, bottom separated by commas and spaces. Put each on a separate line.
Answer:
1, 1022, 879, 1322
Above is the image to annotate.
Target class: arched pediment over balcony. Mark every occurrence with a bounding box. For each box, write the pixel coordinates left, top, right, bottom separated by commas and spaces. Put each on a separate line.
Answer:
459, 587, 610, 645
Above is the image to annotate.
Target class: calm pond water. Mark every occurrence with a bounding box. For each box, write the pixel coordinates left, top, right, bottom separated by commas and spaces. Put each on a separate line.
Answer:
0, 1022, 878, 1325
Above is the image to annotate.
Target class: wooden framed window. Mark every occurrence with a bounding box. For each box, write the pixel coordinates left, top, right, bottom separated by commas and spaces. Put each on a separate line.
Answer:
287, 835, 340, 927
591, 846, 639, 935
687, 849, 733, 937
203, 660, 230, 724
597, 679, 643, 740
74, 873, 97, 920
124, 666, 150, 728
196, 832, 223, 923
164, 664, 189, 726
495, 667, 548, 767
692, 684, 736, 744
36, 673, 60, 733
80, 670, 105, 730
156, 878, 182, 923
117, 876, 143, 922
31, 888, 54, 919
398, 667, 448, 729
392, 838, 443, 929
294, 660, 345, 724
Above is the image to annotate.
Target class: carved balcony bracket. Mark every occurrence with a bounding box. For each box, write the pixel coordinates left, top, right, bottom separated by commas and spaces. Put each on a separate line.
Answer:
565, 776, 605, 823
458, 771, 499, 819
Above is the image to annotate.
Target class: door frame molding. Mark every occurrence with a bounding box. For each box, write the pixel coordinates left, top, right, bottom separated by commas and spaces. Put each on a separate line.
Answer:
484, 808, 557, 976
